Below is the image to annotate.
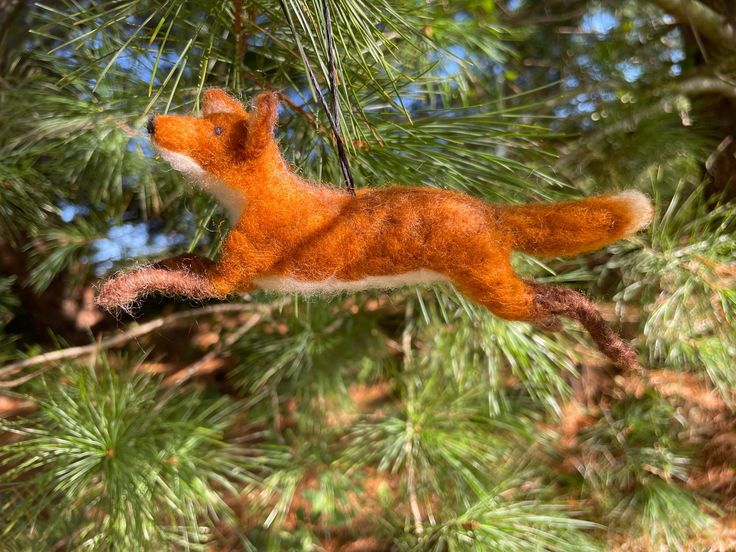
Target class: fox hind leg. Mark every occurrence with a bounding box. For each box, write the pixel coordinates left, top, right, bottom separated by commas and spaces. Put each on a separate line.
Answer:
453, 260, 638, 370
452, 261, 561, 330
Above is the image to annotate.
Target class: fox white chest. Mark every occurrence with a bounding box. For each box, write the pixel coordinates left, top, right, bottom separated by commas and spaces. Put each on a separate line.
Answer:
157, 147, 246, 223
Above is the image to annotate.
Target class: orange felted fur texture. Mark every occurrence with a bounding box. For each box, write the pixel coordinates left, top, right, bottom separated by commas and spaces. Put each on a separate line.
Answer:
96, 89, 653, 369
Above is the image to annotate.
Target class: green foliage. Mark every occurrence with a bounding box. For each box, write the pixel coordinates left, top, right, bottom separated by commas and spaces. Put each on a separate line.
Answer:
0, 363, 270, 550
396, 491, 601, 552
2, 0, 736, 549
605, 179, 736, 401
578, 392, 711, 545
231, 299, 393, 398
412, 293, 579, 414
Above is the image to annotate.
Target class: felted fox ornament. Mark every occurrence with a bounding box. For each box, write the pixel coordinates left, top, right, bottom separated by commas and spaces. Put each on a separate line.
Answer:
97, 89, 653, 369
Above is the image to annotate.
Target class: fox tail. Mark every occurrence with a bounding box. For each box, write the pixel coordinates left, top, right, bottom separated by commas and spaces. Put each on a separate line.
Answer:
498, 190, 653, 257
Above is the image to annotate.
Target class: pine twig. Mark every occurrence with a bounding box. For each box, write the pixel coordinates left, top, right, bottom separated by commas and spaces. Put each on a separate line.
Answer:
405, 422, 423, 535
0, 366, 56, 389
401, 301, 423, 535
164, 312, 262, 386
646, 0, 736, 47
557, 76, 736, 169
233, 0, 246, 84
0, 303, 267, 380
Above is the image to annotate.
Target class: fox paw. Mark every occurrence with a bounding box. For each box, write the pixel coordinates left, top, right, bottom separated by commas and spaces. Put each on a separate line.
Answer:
95, 277, 140, 313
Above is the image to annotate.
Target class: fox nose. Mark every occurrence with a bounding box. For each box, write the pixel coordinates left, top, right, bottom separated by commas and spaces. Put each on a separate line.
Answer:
146, 116, 156, 135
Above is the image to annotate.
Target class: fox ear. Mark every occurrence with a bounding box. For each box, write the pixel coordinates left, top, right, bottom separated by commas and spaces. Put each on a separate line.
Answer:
202, 89, 247, 118
246, 92, 279, 153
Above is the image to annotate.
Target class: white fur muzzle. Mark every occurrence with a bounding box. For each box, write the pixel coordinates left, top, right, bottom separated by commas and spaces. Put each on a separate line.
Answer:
157, 147, 245, 223
253, 269, 448, 294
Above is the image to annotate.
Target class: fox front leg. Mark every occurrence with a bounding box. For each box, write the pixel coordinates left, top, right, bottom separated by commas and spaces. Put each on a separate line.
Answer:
95, 254, 226, 311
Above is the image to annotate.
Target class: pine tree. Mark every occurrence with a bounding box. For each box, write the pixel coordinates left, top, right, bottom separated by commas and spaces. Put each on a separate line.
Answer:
1, 1, 734, 550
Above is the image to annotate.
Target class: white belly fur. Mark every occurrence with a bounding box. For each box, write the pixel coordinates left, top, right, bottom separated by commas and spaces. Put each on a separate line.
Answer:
252, 269, 448, 294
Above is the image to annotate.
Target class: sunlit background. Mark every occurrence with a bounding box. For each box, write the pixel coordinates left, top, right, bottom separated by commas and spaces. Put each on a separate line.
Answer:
1, 1, 735, 550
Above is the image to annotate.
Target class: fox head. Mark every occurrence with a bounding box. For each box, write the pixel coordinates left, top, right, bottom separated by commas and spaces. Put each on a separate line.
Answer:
147, 89, 280, 221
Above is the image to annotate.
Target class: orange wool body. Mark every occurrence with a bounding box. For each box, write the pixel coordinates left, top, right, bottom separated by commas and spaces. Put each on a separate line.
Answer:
97, 89, 653, 368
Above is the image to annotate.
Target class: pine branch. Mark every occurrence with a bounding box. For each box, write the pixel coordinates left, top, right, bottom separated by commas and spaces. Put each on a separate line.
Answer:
558, 75, 736, 166
164, 312, 263, 386
646, 0, 736, 46
0, 365, 269, 549
0, 302, 272, 380
602, 75, 736, 134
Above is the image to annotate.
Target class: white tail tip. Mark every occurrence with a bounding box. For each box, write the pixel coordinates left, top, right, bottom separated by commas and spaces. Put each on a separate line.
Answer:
616, 190, 654, 234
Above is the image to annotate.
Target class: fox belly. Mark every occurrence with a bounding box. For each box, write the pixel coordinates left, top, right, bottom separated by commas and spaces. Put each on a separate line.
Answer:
252, 269, 448, 294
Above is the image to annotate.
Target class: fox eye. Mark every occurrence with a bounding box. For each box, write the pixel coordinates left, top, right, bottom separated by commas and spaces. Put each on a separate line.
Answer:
214, 126, 223, 136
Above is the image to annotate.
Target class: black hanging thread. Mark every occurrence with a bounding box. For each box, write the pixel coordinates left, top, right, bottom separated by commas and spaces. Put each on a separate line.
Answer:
279, 0, 356, 196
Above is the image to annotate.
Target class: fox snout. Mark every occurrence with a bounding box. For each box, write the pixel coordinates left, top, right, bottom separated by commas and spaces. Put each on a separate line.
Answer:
146, 90, 280, 172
